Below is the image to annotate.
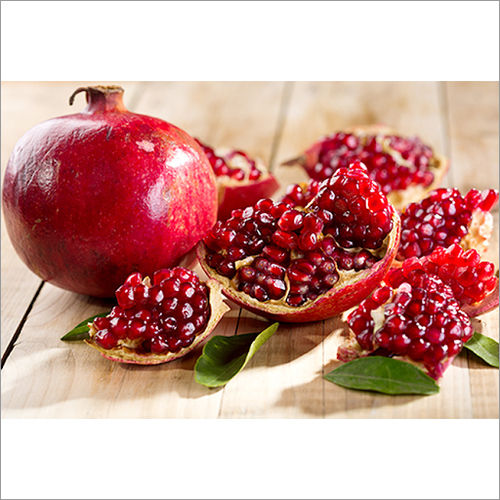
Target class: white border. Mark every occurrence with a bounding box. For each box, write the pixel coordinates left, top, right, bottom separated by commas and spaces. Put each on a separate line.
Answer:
1, 1, 498, 81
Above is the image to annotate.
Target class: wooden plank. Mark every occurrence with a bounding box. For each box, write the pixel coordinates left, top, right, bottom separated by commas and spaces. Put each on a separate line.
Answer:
1, 82, 286, 417
444, 82, 499, 190
0, 82, 143, 356
445, 82, 499, 418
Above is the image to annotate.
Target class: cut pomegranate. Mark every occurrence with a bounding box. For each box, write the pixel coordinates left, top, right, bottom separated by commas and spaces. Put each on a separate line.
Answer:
397, 188, 499, 260
195, 138, 279, 220
282, 124, 448, 210
387, 244, 499, 317
338, 274, 473, 379
86, 267, 229, 364
199, 161, 401, 322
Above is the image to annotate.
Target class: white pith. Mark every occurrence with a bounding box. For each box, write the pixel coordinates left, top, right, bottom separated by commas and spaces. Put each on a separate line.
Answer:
461, 210, 494, 254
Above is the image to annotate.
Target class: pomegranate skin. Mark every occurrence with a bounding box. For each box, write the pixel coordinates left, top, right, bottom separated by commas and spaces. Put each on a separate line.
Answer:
2, 86, 218, 297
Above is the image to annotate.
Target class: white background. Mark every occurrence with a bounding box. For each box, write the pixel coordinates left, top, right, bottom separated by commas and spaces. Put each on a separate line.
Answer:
1, 2, 499, 499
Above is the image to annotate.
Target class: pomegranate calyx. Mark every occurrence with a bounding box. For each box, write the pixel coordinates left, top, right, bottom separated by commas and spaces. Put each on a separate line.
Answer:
69, 85, 126, 113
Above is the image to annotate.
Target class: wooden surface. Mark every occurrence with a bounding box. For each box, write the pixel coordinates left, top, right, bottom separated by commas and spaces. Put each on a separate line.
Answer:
1, 82, 498, 418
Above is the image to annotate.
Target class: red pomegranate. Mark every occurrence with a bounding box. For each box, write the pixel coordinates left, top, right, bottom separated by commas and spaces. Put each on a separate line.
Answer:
86, 267, 229, 364
195, 138, 279, 220
198, 161, 401, 322
338, 274, 473, 379
2, 85, 218, 297
283, 125, 448, 211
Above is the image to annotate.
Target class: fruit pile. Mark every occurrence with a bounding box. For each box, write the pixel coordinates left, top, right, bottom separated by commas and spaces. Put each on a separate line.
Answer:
3, 84, 498, 385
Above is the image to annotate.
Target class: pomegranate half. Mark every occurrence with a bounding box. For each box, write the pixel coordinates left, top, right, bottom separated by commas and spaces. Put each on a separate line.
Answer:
198, 161, 401, 322
283, 124, 448, 211
2, 86, 218, 297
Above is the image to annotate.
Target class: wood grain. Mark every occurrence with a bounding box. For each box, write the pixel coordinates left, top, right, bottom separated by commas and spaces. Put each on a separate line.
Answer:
1, 82, 498, 418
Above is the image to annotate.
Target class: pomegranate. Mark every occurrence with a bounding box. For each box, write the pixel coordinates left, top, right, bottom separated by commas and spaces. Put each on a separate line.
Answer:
195, 138, 279, 220
387, 244, 499, 317
397, 188, 499, 260
86, 267, 229, 364
198, 161, 401, 322
338, 274, 473, 379
2, 85, 218, 297
283, 125, 448, 210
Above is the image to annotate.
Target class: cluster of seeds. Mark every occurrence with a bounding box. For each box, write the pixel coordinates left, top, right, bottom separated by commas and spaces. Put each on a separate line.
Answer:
281, 179, 321, 207
347, 274, 473, 379
205, 161, 392, 307
387, 244, 498, 307
308, 132, 435, 194
196, 138, 262, 181
398, 188, 499, 260
314, 160, 394, 249
92, 268, 210, 354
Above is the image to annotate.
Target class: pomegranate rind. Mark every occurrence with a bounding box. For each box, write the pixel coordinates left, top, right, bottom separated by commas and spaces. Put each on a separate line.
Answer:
198, 212, 401, 323
218, 173, 280, 221
282, 124, 448, 211
85, 279, 230, 364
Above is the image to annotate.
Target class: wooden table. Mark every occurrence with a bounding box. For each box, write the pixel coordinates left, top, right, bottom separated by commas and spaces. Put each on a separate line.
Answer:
1, 82, 498, 418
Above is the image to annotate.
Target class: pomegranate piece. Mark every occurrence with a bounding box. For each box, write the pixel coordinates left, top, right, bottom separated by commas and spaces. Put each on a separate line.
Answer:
387, 244, 499, 316
2, 86, 218, 297
397, 188, 499, 260
195, 138, 279, 220
283, 124, 448, 210
339, 274, 473, 379
199, 161, 401, 322
86, 267, 229, 364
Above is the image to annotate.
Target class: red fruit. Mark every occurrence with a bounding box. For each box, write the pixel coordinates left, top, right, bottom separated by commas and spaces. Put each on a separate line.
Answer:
195, 139, 279, 220
86, 267, 229, 364
338, 275, 473, 379
2, 86, 217, 297
397, 188, 499, 260
198, 161, 401, 322
387, 244, 499, 317
282, 124, 448, 210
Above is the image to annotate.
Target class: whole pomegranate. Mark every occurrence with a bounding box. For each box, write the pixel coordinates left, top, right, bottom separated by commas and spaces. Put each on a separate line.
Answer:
2, 85, 218, 297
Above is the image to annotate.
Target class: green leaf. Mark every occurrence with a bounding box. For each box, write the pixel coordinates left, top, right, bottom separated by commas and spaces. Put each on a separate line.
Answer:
465, 332, 499, 368
194, 322, 279, 387
324, 356, 439, 395
60, 312, 109, 341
